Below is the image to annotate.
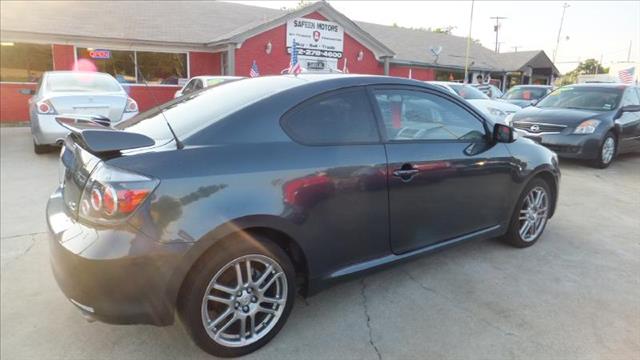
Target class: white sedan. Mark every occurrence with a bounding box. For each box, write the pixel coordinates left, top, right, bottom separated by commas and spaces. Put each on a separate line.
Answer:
174, 76, 244, 98
427, 81, 521, 124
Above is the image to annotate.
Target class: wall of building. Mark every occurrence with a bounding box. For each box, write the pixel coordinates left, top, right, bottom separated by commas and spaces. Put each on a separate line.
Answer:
389, 65, 435, 81
234, 11, 382, 77
0, 46, 225, 122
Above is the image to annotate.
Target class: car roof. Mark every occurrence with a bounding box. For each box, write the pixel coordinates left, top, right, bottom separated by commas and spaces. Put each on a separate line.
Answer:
193, 76, 245, 80
44, 71, 115, 77
510, 84, 553, 88
565, 83, 637, 89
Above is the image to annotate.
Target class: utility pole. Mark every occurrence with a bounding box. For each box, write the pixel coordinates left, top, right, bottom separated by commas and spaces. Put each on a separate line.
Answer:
490, 16, 507, 53
552, 3, 570, 64
511, 45, 522, 53
464, 0, 475, 84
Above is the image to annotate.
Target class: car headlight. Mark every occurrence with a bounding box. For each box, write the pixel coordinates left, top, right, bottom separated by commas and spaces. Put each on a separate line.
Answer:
487, 107, 506, 117
573, 119, 601, 134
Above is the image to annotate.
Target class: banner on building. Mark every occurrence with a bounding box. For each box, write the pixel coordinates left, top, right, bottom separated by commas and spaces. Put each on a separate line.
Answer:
286, 18, 344, 59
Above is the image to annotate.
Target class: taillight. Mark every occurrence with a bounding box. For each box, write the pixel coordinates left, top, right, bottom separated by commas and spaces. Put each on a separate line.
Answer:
36, 99, 57, 114
125, 97, 138, 113
79, 162, 158, 224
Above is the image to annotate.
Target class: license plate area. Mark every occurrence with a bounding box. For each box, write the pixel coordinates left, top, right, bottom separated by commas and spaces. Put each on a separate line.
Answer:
72, 107, 109, 117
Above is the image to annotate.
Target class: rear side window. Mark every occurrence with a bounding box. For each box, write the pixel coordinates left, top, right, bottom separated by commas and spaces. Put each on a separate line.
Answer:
282, 88, 380, 145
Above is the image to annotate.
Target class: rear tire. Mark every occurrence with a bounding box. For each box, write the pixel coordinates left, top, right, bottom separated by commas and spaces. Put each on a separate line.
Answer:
33, 140, 52, 154
178, 234, 296, 358
592, 132, 616, 169
503, 178, 551, 248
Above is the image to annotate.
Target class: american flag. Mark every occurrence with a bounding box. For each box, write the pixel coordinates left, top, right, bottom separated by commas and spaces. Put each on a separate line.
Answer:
618, 67, 635, 84
288, 40, 302, 75
249, 60, 260, 77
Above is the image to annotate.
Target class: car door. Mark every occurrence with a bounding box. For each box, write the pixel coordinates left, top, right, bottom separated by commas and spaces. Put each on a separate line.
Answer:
369, 86, 515, 254
616, 87, 640, 153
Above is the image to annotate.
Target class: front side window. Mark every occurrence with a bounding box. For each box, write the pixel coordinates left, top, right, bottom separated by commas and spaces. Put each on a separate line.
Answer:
504, 87, 549, 100
282, 88, 380, 145
76, 48, 136, 83
373, 89, 485, 142
0, 42, 53, 82
448, 84, 489, 100
537, 86, 623, 111
620, 88, 640, 106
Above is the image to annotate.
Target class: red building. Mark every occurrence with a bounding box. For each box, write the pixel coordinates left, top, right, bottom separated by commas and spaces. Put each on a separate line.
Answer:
0, 1, 558, 123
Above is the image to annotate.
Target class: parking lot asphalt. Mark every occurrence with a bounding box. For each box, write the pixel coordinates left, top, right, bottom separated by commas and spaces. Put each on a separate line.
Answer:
1, 126, 639, 359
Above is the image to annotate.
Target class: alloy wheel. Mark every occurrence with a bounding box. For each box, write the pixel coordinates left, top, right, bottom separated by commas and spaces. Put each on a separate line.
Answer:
601, 137, 615, 165
518, 186, 549, 242
201, 254, 288, 348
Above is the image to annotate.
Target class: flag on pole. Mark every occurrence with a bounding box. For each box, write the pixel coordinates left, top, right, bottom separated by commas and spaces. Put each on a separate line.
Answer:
249, 60, 260, 77
618, 67, 635, 84
288, 40, 302, 75
342, 58, 349, 73
408, 68, 412, 79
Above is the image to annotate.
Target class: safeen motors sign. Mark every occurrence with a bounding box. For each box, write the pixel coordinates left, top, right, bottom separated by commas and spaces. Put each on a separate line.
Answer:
286, 18, 344, 59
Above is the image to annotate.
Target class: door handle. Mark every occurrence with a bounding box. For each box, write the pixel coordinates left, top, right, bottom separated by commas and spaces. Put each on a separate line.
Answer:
392, 164, 419, 181
392, 169, 419, 177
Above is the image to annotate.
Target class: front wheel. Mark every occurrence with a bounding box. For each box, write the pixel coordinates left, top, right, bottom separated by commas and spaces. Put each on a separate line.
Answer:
503, 178, 551, 248
592, 132, 616, 169
179, 234, 296, 358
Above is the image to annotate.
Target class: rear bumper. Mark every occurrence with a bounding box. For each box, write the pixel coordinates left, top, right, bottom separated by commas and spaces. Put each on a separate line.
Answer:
47, 188, 188, 326
32, 114, 69, 145
518, 131, 602, 160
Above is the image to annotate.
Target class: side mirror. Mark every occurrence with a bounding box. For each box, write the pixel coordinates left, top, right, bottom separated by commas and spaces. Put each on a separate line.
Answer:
19, 89, 35, 95
621, 105, 640, 113
530, 99, 539, 106
493, 123, 516, 143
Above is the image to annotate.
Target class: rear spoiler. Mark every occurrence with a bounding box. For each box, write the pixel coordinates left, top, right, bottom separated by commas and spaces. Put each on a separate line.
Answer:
57, 116, 155, 153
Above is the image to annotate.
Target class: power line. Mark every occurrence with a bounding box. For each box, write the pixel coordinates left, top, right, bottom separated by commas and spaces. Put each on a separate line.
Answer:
552, 3, 570, 64
490, 16, 507, 53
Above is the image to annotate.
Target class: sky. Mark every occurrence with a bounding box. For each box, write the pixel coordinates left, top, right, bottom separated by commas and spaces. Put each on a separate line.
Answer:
234, 0, 640, 74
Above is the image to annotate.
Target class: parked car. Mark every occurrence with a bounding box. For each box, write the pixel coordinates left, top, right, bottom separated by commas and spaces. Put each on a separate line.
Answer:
24, 71, 138, 154
508, 84, 640, 168
501, 85, 553, 108
48, 75, 559, 357
174, 76, 245, 98
472, 83, 504, 99
427, 81, 521, 124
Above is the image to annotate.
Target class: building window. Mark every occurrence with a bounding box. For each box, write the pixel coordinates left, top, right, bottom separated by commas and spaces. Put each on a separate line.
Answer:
76, 48, 136, 83
76, 48, 187, 85
136, 51, 187, 85
0, 42, 53, 82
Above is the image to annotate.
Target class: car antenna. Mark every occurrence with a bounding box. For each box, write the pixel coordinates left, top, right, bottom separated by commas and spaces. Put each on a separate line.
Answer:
130, 54, 184, 149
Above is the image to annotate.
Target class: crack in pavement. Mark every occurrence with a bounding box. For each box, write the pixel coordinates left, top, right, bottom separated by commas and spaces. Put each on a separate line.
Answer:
1, 231, 47, 240
1, 233, 40, 268
402, 268, 518, 338
360, 278, 382, 360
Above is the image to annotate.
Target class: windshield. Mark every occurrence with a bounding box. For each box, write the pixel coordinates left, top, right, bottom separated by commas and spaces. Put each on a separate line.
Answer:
115, 76, 301, 141
503, 87, 549, 100
46, 72, 123, 92
449, 84, 489, 100
536, 86, 623, 111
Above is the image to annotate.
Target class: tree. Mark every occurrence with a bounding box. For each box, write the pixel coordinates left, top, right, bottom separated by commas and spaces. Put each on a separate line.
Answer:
560, 58, 609, 85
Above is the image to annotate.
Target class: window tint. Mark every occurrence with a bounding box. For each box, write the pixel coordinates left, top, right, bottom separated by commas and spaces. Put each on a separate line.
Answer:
282, 89, 379, 144
0, 43, 52, 82
193, 79, 204, 90
45, 72, 122, 93
373, 89, 485, 141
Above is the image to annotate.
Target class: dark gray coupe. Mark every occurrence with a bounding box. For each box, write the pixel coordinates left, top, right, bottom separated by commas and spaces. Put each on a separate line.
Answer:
47, 75, 560, 357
